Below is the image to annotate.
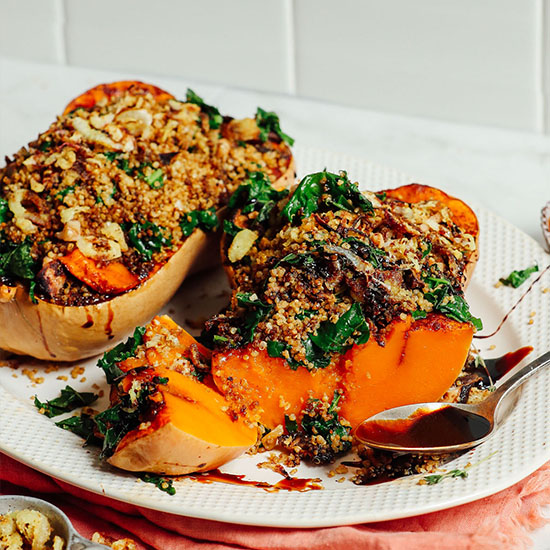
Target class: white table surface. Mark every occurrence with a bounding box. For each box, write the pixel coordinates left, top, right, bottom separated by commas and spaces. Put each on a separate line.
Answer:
1, 57, 549, 548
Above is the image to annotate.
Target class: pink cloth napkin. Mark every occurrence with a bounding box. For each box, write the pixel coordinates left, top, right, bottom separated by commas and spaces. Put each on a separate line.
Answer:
2, 452, 550, 550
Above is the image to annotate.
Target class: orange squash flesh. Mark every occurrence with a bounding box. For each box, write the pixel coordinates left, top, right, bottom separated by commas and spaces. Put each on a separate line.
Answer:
108, 319, 256, 474
339, 314, 474, 428
109, 368, 257, 474
213, 350, 341, 429
60, 249, 140, 295
212, 313, 473, 430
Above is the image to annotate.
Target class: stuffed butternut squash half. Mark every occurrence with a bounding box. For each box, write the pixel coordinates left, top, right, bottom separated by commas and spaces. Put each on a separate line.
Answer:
0, 82, 294, 361
206, 171, 481, 431
88, 171, 481, 474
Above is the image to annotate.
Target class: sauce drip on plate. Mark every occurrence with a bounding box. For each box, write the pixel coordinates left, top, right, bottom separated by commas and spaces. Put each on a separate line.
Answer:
185, 469, 323, 492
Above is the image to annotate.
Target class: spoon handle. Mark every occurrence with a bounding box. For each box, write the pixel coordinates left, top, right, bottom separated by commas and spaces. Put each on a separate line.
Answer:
483, 350, 550, 410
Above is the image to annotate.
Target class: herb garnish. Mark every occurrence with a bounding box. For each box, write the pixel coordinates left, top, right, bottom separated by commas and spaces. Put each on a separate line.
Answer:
255, 107, 294, 146
34, 386, 98, 418
282, 171, 373, 224
56, 413, 101, 446
423, 276, 482, 331
236, 292, 273, 344
186, 89, 223, 129
304, 303, 370, 368
423, 468, 469, 485
55, 185, 76, 200
144, 168, 164, 189
97, 326, 146, 384
228, 171, 288, 226
140, 473, 176, 495
499, 265, 539, 288
0, 198, 9, 223
180, 207, 219, 237
125, 222, 172, 261
0, 239, 37, 281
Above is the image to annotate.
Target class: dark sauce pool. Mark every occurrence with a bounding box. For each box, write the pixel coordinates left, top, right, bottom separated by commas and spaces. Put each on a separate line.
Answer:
356, 406, 491, 448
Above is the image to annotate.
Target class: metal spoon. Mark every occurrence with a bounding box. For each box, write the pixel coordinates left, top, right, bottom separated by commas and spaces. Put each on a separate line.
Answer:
355, 350, 550, 454
0, 495, 109, 549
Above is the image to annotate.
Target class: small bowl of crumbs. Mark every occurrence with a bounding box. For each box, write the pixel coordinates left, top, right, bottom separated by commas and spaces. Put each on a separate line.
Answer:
0, 495, 109, 549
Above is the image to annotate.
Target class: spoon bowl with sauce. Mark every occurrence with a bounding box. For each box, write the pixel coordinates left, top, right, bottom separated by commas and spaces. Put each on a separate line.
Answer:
355, 350, 550, 454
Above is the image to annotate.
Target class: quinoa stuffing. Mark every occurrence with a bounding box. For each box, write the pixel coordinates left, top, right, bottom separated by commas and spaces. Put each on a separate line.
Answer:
0, 83, 292, 305
204, 170, 480, 370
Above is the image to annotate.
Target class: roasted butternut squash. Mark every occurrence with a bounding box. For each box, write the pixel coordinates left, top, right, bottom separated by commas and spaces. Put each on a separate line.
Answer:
209, 172, 481, 436
0, 82, 294, 361
97, 316, 256, 474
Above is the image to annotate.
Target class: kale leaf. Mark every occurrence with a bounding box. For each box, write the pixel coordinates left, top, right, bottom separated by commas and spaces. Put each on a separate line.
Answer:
0, 198, 9, 223
186, 89, 223, 129
499, 265, 539, 288
266, 340, 302, 370
282, 171, 373, 224
180, 207, 219, 237
299, 391, 352, 455
222, 219, 241, 237
97, 326, 146, 384
56, 413, 101, 446
144, 168, 164, 189
55, 185, 76, 200
236, 292, 272, 344
228, 171, 288, 226
0, 240, 37, 280
423, 276, 482, 330
281, 171, 324, 223
411, 309, 427, 320
140, 473, 176, 495
94, 377, 162, 458
34, 386, 99, 418
255, 107, 294, 146
342, 236, 387, 268
125, 222, 172, 261
310, 302, 370, 355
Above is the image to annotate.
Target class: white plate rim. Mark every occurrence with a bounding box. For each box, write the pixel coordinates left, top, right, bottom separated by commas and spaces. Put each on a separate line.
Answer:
1, 148, 549, 528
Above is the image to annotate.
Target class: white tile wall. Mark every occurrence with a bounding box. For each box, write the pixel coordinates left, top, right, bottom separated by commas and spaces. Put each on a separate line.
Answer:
294, 0, 539, 131
0, 0, 63, 63
0, 0, 549, 133
64, 0, 293, 94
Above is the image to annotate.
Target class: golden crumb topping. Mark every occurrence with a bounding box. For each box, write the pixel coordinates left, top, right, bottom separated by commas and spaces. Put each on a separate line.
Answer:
0, 85, 292, 305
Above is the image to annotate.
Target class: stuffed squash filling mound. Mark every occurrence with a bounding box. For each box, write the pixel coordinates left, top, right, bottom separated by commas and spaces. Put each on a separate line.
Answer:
0, 83, 292, 306
52, 170, 486, 483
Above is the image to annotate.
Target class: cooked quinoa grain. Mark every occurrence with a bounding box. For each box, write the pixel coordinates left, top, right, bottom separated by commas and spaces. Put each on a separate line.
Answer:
0, 83, 292, 305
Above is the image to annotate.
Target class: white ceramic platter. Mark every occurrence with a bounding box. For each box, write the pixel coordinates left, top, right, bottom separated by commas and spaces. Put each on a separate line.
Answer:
1, 147, 549, 527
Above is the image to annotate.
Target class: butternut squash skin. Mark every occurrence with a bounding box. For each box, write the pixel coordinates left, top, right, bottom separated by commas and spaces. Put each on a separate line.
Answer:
0, 82, 295, 361
108, 367, 257, 475
107, 317, 257, 474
